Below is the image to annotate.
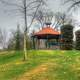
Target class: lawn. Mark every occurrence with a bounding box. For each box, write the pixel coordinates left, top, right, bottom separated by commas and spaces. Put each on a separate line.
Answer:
0, 50, 80, 80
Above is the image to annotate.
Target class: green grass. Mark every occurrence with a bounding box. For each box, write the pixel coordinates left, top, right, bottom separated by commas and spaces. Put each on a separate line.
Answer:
0, 50, 80, 80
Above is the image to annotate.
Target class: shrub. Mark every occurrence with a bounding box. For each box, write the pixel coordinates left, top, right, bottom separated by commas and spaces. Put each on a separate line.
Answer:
61, 24, 73, 50
75, 30, 80, 50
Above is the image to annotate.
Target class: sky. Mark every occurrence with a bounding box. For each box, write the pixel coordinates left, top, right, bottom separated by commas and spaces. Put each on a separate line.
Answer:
0, 0, 80, 33
0, 0, 80, 49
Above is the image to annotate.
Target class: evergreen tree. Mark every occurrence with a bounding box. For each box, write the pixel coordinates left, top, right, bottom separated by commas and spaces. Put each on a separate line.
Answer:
8, 26, 32, 50
61, 24, 73, 50
75, 30, 80, 50
15, 24, 21, 50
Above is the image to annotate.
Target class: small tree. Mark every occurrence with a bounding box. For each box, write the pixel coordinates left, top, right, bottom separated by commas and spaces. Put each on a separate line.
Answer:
8, 25, 21, 50
8, 26, 32, 50
61, 24, 73, 50
75, 30, 80, 50
15, 24, 21, 50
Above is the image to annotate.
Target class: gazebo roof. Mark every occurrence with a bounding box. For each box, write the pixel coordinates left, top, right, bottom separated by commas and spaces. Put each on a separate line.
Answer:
33, 27, 61, 39
34, 27, 60, 36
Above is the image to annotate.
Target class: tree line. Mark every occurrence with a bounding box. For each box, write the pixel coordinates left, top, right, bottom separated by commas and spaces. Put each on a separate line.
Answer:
1, 23, 80, 50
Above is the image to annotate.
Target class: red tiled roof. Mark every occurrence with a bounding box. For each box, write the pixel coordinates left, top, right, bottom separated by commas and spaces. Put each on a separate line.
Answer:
34, 27, 60, 36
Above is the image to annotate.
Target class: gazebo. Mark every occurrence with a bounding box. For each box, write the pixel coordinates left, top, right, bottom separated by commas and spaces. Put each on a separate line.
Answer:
32, 26, 61, 49
32, 11, 61, 49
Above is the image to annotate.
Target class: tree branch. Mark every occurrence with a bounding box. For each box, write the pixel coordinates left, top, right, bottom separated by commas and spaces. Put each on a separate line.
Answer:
69, 1, 80, 9
28, 0, 42, 30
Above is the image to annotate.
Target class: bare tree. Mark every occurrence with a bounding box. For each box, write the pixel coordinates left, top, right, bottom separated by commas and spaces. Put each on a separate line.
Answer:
33, 9, 44, 27
53, 12, 72, 30
62, 0, 80, 27
33, 8, 54, 30
63, 0, 80, 10
0, 28, 7, 49
0, 0, 47, 60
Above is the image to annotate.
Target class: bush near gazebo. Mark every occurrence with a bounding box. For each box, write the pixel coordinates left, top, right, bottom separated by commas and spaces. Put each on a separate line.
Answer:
75, 30, 80, 50
61, 24, 73, 50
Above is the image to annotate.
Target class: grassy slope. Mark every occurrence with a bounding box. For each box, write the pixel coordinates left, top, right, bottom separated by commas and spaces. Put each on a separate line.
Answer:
0, 50, 80, 80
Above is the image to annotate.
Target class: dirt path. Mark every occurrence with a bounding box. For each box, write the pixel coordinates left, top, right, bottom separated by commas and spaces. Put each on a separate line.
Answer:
16, 60, 56, 80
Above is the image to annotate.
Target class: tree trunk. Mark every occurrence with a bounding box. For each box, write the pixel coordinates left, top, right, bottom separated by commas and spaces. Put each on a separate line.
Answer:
23, 0, 27, 61
23, 0, 42, 60
23, 32, 27, 60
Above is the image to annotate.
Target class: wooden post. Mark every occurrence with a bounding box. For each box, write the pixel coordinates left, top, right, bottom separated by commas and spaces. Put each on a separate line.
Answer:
47, 35, 49, 49
32, 36, 35, 49
35, 36, 38, 50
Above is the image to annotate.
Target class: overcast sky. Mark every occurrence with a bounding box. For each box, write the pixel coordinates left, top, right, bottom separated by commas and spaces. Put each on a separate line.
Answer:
0, 0, 80, 32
